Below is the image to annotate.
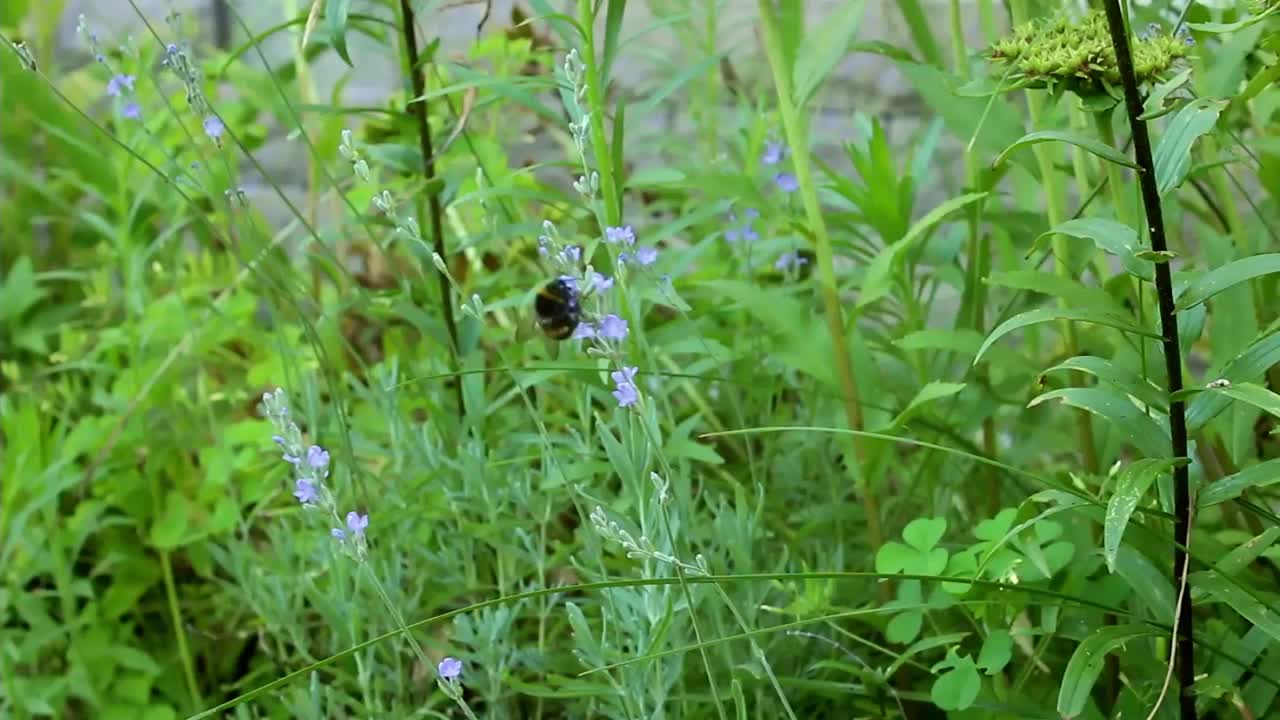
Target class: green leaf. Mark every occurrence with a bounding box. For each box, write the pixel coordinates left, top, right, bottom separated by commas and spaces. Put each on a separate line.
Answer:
1104, 458, 1184, 572
1141, 68, 1193, 120
976, 630, 1013, 675
973, 307, 1159, 366
1154, 98, 1227, 196
858, 192, 989, 308
1175, 254, 1280, 310
894, 328, 984, 355
1194, 570, 1280, 644
1030, 218, 1153, 282
1199, 458, 1280, 507
903, 517, 947, 552
1029, 388, 1170, 459
994, 130, 1140, 171
637, 51, 727, 117
1187, 331, 1280, 430
325, 0, 352, 67
792, 0, 867, 108
931, 650, 981, 711
986, 269, 1125, 313
1041, 356, 1167, 412
890, 382, 966, 428
1202, 382, 1280, 424
1112, 545, 1175, 625
600, 0, 628, 87
149, 492, 191, 550
1057, 625, 1159, 718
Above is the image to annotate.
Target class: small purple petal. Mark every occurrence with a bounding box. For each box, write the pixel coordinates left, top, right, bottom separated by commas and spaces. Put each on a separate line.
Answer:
331, 528, 346, 541
775, 251, 809, 272
106, 74, 135, 97
438, 656, 463, 680
203, 115, 225, 141
306, 445, 330, 471
293, 479, 319, 504
635, 246, 658, 266
612, 382, 638, 407
598, 314, 628, 341
589, 271, 613, 292
561, 245, 582, 264
762, 141, 785, 165
773, 172, 799, 193
605, 225, 636, 245
571, 322, 597, 340
121, 102, 142, 120
345, 511, 368, 536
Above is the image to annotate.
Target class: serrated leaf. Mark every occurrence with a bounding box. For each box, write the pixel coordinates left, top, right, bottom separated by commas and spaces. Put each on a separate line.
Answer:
1057, 625, 1159, 718
1154, 98, 1227, 195
995, 130, 1140, 170
1030, 218, 1152, 281
1029, 388, 1170, 458
1199, 458, 1280, 507
1042, 356, 1167, 411
973, 307, 1159, 366
792, 0, 867, 108
1175, 254, 1280, 310
1105, 458, 1183, 572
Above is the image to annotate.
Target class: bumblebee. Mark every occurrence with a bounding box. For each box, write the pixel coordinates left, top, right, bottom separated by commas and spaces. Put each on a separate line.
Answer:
534, 277, 582, 339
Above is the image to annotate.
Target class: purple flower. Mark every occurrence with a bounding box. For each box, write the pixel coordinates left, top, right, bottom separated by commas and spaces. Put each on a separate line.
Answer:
166, 43, 179, 55
438, 656, 463, 680
605, 225, 636, 245
762, 141, 785, 165
331, 528, 346, 541
121, 101, 142, 120
635, 246, 658, 266
571, 322, 596, 340
598, 314, 628, 341
590, 271, 613, 292
775, 251, 810, 272
293, 479, 319, 505
345, 511, 368, 537
561, 245, 582, 264
611, 366, 639, 407
106, 74, 135, 97
203, 115, 225, 142
306, 445, 330, 474
773, 172, 799, 193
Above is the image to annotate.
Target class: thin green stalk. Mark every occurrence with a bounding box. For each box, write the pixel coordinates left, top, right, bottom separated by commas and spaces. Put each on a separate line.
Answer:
1009, 0, 1099, 477
1099, 3, 1196, 718
577, 0, 621, 227
950, 0, 999, 513
755, 0, 885, 593
160, 549, 203, 709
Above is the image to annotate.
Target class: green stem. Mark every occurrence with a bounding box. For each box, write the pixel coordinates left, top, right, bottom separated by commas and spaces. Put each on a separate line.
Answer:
1010, 0, 1099, 476
1099, 3, 1196, 717
892, 0, 944, 66
160, 550, 203, 709
577, 0, 621, 227
755, 0, 885, 594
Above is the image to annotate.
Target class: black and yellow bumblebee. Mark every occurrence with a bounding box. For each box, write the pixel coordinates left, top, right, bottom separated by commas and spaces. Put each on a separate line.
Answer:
534, 277, 582, 339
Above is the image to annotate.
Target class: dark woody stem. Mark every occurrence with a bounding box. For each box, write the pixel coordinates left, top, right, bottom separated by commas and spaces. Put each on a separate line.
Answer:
398, 0, 465, 415
1099, 3, 1196, 717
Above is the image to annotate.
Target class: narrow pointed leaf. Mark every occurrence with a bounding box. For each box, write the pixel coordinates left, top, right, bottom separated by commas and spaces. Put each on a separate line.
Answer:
974, 307, 1159, 366
859, 192, 988, 307
325, 0, 352, 67
1029, 388, 1170, 459
1199, 458, 1280, 507
995, 130, 1140, 170
1104, 458, 1184, 572
792, 0, 867, 107
1187, 331, 1280, 430
1042, 356, 1167, 412
1194, 570, 1280, 644
1154, 98, 1227, 195
1031, 218, 1153, 281
1057, 625, 1160, 718
1175, 254, 1280, 310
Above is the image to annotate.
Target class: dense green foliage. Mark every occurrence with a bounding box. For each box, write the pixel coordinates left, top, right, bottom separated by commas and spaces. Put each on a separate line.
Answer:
2, 1, 1279, 718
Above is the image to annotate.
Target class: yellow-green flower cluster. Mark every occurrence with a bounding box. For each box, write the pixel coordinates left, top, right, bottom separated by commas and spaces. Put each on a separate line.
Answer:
989, 10, 1190, 95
